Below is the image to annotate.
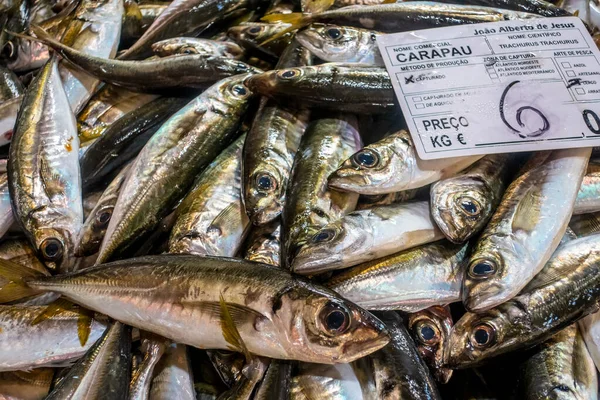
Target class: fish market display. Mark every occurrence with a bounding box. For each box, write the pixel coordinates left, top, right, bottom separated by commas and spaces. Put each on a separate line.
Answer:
1, 0, 600, 398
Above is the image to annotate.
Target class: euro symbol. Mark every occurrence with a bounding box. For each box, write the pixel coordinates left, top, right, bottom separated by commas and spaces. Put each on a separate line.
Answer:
457, 134, 466, 145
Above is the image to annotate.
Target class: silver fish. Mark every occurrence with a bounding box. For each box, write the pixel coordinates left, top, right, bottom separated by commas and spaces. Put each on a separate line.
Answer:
292, 201, 444, 274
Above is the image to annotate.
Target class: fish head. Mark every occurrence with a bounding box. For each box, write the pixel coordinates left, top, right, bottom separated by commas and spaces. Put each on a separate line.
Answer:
443, 308, 512, 369
462, 236, 531, 312
244, 158, 286, 225
278, 284, 389, 363
246, 66, 312, 97
430, 177, 492, 243
151, 38, 203, 57
3, 37, 49, 72
296, 24, 360, 62
328, 131, 414, 193
291, 218, 363, 274
75, 205, 113, 257
32, 226, 77, 273
408, 305, 454, 384
227, 23, 282, 48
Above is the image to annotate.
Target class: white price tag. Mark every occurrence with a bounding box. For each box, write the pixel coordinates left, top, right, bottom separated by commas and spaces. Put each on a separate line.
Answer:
377, 17, 600, 160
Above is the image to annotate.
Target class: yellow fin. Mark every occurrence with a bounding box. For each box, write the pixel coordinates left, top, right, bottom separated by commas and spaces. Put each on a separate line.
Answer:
32, 298, 74, 325
0, 259, 45, 303
511, 186, 542, 233
259, 13, 309, 44
219, 294, 252, 362
77, 308, 93, 346
301, 0, 334, 13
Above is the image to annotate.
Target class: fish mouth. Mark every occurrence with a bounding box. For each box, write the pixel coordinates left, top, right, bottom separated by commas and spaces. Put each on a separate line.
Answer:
246, 73, 277, 96
462, 282, 503, 312
340, 329, 390, 363
328, 170, 370, 192
291, 247, 342, 274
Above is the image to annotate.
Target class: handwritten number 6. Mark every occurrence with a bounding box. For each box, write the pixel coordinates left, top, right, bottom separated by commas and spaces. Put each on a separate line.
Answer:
499, 80, 550, 139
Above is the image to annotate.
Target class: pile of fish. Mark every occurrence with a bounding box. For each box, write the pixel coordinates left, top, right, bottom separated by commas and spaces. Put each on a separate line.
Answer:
0, 0, 599, 398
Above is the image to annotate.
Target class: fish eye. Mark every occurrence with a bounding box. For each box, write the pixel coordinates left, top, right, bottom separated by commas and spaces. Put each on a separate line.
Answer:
94, 207, 113, 228
325, 27, 342, 40
457, 196, 481, 217
370, 33, 377, 42
246, 26, 262, 36
231, 84, 249, 97
414, 321, 440, 345
254, 172, 277, 193
40, 238, 64, 261
319, 302, 351, 334
470, 323, 496, 348
468, 259, 497, 279
311, 228, 335, 243
180, 46, 198, 55
352, 149, 379, 168
277, 69, 301, 80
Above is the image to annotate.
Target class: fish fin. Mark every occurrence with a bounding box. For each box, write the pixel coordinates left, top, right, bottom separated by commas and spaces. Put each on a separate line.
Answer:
77, 307, 93, 346
179, 299, 263, 325
301, 0, 334, 13
39, 157, 68, 200
219, 293, 252, 362
259, 13, 308, 44
511, 186, 542, 233
32, 298, 74, 325
0, 259, 45, 303
209, 202, 247, 234
573, 10, 579, 17
382, 0, 395, 3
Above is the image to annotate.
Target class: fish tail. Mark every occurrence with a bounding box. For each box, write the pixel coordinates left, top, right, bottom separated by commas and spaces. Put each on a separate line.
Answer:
0, 259, 47, 303
259, 13, 310, 44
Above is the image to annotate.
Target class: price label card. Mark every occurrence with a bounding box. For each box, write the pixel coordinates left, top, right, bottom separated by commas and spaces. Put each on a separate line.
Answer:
377, 17, 600, 160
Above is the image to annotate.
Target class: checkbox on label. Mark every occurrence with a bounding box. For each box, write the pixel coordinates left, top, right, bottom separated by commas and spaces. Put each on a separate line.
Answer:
566, 70, 576, 77
412, 96, 423, 102
415, 103, 425, 109
575, 88, 586, 95
562, 62, 572, 68
489, 73, 499, 79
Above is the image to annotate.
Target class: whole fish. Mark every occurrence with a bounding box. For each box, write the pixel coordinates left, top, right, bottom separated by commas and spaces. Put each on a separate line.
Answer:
129, 334, 167, 400
77, 85, 158, 143
0, 160, 14, 239
243, 222, 281, 267
290, 362, 368, 400
169, 135, 250, 257
59, 0, 124, 112
26, 26, 260, 91
570, 211, 600, 238
296, 24, 382, 65
463, 149, 590, 312
0, 304, 107, 371
408, 306, 453, 384
262, 2, 538, 34
76, 164, 131, 257
255, 360, 293, 400
327, 241, 468, 312
119, 0, 262, 60
80, 96, 188, 190
520, 324, 597, 400
292, 201, 444, 274
227, 23, 294, 59
0, 65, 22, 104
0, 369, 53, 400
97, 74, 253, 263
579, 311, 600, 372
445, 233, 600, 369
370, 312, 441, 400
329, 130, 482, 195
45, 322, 131, 400
243, 101, 309, 226
282, 114, 362, 269
247, 63, 395, 114
430, 154, 512, 243
152, 37, 244, 59
574, 160, 600, 215
8, 58, 83, 273
2, 254, 390, 363
149, 343, 195, 400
